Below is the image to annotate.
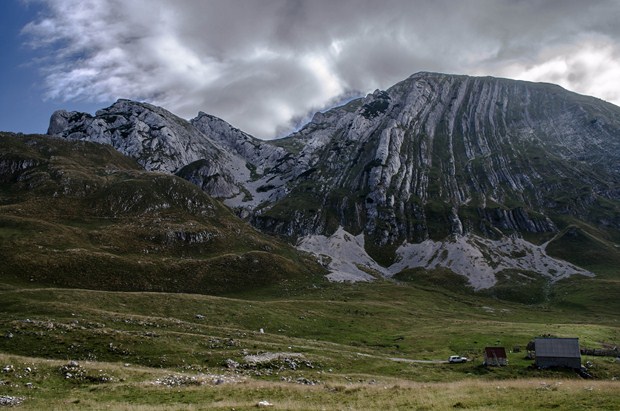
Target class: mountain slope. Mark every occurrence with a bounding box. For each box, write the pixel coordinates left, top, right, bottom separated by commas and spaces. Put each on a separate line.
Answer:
255, 72, 620, 243
0, 133, 325, 294
44, 72, 620, 288
246, 73, 619, 286
48, 99, 251, 198
47, 99, 293, 203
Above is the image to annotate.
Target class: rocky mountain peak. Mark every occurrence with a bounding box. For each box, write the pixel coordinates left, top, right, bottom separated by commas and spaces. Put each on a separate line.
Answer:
47, 99, 257, 199
45, 72, 620, 288
190, 111, 288, 175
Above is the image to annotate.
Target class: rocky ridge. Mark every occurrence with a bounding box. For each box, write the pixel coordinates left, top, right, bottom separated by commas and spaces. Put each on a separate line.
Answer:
253, 73, 619, 243
46, 72, 620, 288
48, 100, 248, 198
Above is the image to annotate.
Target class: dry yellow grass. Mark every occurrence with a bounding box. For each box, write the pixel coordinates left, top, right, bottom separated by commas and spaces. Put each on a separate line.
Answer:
15, 372, 620, 410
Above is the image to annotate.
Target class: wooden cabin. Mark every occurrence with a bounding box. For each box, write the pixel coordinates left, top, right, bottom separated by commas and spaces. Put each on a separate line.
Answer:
483, 346, 507, 366
534, 337, 581, 369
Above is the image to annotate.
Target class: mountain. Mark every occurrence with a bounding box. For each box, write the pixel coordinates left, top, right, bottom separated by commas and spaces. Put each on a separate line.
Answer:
0, 132, 324, 294
45, 72, 620, 289
256, 73, 619, 238
48, 99, 247, 198
253, 72, 620, 286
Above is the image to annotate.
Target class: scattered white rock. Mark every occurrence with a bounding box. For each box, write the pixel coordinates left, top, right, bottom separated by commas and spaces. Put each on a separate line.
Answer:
243, 352, 304, 365
391, 234, 594, 289
298, 227, 594, 289
297, 226, 384, 282
257, 400, 273, 407
152, 373, 243, 387
152, 374, 202, 387
225, 359, 240, 369
0, 396, 24, 407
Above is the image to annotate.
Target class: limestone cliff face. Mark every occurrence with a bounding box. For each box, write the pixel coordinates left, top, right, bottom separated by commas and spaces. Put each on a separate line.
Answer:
190, 112, 288, 175
47, 72, 620, 256
48, 99, 251, 198
49, 99, 213, 173
47, 100, 295, 201
252, 73, 620, 246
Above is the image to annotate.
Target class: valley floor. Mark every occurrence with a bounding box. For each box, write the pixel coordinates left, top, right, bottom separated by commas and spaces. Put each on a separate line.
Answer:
1, 352, 619, 410
0, 279, 618, 410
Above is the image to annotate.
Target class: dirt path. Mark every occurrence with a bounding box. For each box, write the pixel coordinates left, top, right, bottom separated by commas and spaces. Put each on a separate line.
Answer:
388, 357, 448, 364
356, 352, 448, 364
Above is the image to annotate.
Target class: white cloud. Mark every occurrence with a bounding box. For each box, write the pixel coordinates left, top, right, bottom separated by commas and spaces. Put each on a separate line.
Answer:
495, 35, 620, 105
22, 0, 620, 139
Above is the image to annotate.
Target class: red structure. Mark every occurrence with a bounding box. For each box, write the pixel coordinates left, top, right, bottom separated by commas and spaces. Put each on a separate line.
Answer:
483, 347, 508, 366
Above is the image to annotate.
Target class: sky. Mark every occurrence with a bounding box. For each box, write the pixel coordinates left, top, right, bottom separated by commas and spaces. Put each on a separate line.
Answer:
2, 0, 620, 140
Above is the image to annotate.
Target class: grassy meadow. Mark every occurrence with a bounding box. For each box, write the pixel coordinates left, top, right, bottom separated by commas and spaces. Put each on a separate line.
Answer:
0, 276, 618, 410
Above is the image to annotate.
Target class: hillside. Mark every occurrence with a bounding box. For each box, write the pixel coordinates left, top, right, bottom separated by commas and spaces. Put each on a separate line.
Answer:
0, 132, 325, 294
261, 73, 620, 243
46, 72, 620, 289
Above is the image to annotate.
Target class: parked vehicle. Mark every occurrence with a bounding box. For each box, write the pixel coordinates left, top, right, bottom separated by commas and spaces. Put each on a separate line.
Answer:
448, 355, 467, 363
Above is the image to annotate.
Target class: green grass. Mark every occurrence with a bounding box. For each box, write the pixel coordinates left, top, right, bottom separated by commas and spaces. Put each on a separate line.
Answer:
0, 354, 618, 410
0, 279, 619, 409
0, 133, 326, 295
394, 266, 472, 293
480, 269, 550, 304
1, 280, 618, 373
1, 133, 620, 409
546, 224, 620, 271
0, 351, 617, 410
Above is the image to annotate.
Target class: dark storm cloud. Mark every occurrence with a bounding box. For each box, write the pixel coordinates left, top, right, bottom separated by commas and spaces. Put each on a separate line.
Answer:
23, 0, 620, 139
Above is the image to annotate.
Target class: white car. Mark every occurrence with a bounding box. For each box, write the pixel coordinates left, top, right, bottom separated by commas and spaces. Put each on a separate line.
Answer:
448, 355, 468, 363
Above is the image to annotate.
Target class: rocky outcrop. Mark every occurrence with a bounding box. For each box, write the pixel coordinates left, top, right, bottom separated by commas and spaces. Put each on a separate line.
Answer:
0, 158, 39, 182
190, 112, 288, 175
476, 207, 557, 238
46, 100, 298, 202
252, 72, 620, 246
48, 100, 217, 173
45, 73, 620, 285
47, 99, 251, 199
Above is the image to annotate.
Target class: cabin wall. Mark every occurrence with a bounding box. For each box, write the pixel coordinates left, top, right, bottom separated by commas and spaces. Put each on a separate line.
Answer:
536, 356, 581, 369
484, 355, 507, 366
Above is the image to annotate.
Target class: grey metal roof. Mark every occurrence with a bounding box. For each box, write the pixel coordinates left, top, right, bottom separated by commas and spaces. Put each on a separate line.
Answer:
535, 338, 580, 358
